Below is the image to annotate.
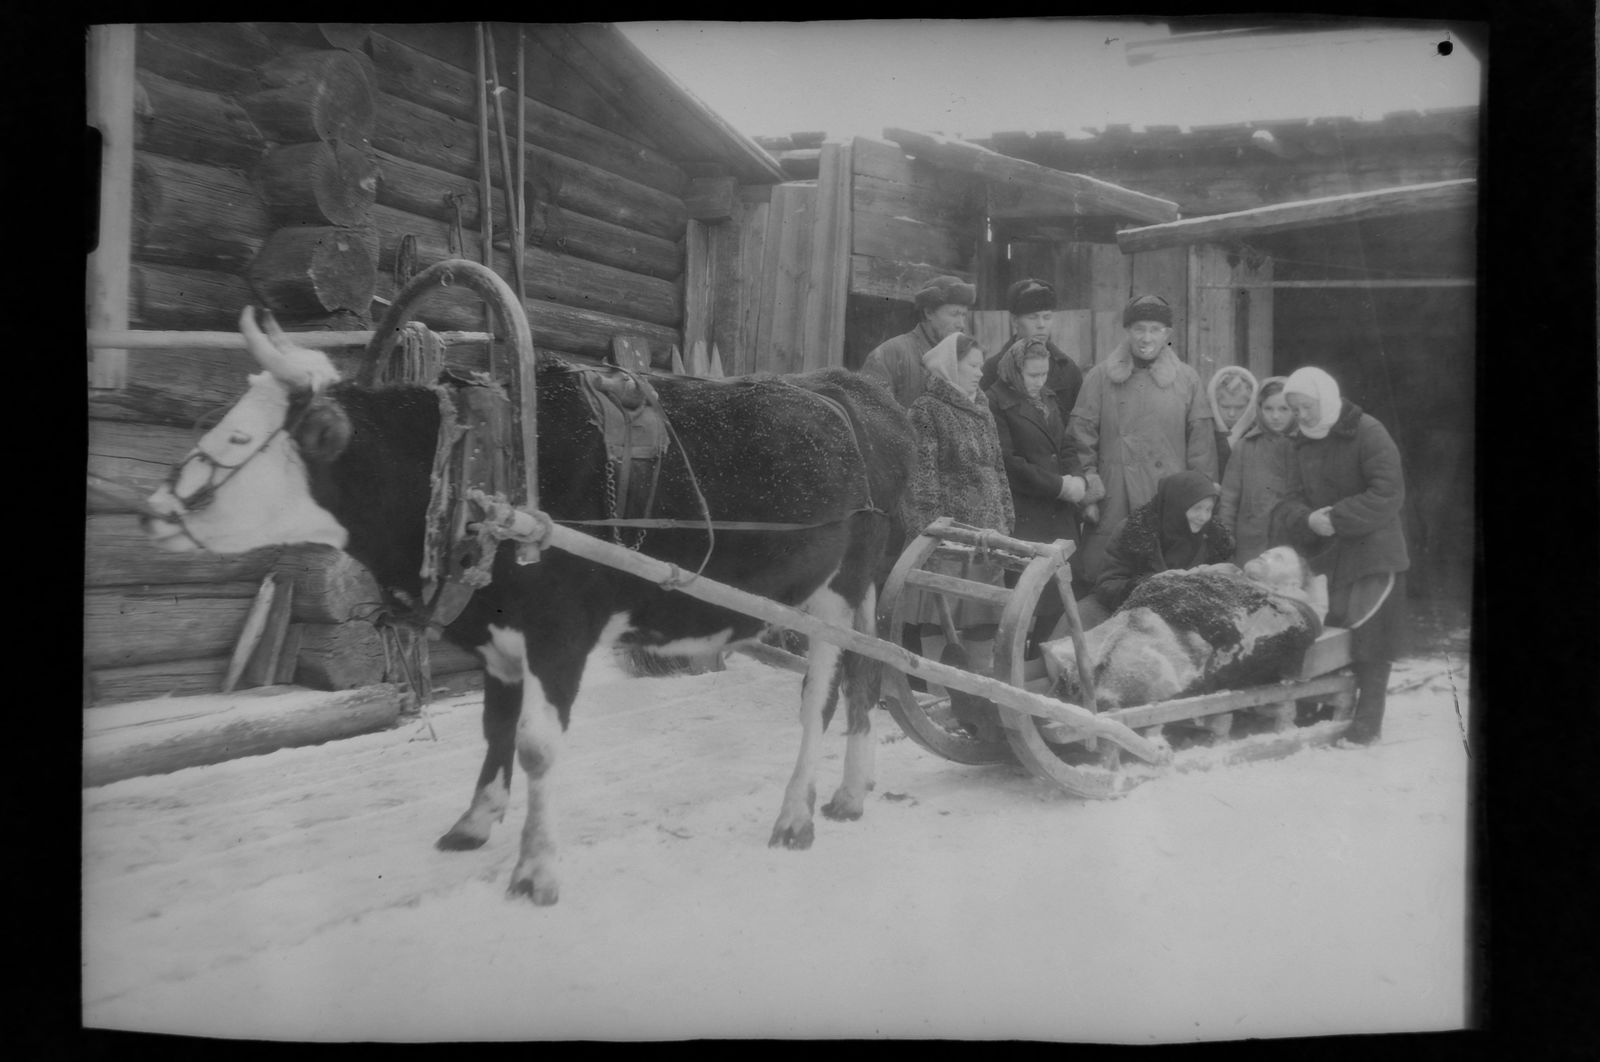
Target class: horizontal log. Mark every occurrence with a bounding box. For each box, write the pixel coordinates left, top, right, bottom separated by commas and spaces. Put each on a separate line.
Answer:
372, 94, 687, 241
248, 226, 377, 316
851, 136, 977, 199
255, 141, 380, 227
82, 683, 404, 786
370, 24, 654, 145
275, 545, 386, 624
85, 514, 281, 587
238, 49, 376, 144
848, 253, 974, 302
1115, 179, 1477, 253
84, 582, 262, 669
369, 273, 681, 360
367, 203, 682, 327
293, 621, 388, 690
364, 31, 686, 196
429, 638, 482, 676
87, 656, 232, 706
885, 128, 1180, 224
685, 176, 738, 221
134, 71, 265, 170
130, 262, 256, 331
87, 419, 194, 507
132, 153, 271, 271
371, 150, 682, 279
136, 23, 272, 95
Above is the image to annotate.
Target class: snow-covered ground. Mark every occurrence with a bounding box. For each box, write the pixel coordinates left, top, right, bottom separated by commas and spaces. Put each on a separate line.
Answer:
83, 640, 1471, 1043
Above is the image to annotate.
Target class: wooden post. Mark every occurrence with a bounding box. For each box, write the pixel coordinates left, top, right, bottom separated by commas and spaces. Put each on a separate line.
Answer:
683, 219, 714, 362
87, 24, 137, 390
801, 141, 852, 369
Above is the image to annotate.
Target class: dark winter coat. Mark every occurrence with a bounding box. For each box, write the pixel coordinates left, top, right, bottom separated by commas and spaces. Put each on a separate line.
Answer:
1069, 339, 1218, 583
1272, 400, 1409, 588
979, 338, 1084, 426
859, 320, 942, 409
986, 378, 1082, 549
1271, 400, 1409, 661
1218, 425, 1297, 565
907, 374, 1014, 537
1093, 495, 1234, 612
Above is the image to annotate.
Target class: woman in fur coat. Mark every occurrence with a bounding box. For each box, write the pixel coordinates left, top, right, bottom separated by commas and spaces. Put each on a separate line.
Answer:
1208, 364, 1259, 481
1218, 375, 1298, 565
906, 333, 1014, 689
1069, 294, 1218, 586
1272, 366, 1410, 747
1083, 470, 1235, 626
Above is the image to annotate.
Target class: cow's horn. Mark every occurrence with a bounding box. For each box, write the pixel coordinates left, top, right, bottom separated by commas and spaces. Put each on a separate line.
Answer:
239, 305, 309, 388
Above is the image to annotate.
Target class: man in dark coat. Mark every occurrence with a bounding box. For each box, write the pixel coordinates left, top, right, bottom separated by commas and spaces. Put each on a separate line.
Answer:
859, 274, 976, 409
978, 278, 1084, 424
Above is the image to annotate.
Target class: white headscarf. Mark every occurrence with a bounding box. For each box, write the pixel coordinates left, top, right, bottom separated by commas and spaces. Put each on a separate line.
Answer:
1208, 365, 1259, 449
921, 333, 969, 393
1283, 367, 1343, 440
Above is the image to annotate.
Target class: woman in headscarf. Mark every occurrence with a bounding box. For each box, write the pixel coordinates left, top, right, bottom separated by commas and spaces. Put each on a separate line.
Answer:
1081, 469, 1235, 628
1272, 366, 1410, 747
986, 336, 1101, 651
1069, 294, 1218, 587
1218, 375, 1298, 565
906, 333, 1014, 698
1208, 364, 1260, 481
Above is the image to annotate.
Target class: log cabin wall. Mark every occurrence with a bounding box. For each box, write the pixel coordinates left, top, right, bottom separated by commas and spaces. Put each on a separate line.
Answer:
86, 22, 777, 706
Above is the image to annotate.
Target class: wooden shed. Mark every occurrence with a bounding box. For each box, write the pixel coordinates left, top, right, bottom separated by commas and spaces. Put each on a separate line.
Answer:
85, 22, 786, 708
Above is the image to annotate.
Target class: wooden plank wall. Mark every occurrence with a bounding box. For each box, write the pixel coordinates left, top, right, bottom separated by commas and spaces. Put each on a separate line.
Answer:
847, 137, 980, 301
87, 21, 702, 704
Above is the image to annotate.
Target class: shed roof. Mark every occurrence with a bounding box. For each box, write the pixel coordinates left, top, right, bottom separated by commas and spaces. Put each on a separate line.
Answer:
1115, 178, 1476, 253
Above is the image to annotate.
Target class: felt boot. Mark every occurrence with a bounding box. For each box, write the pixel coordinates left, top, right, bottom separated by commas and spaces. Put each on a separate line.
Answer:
1344, 661, 1392, 745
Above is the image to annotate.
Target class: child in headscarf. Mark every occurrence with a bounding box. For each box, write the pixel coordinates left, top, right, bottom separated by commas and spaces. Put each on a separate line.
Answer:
1218, 374, 1298, 565
1273, 365, 1410, 746
1208, 365, 1259, 480
1082, 469, 1235, 625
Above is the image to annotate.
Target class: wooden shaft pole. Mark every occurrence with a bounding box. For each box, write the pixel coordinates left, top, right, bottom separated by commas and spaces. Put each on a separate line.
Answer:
474, 24, 493, 270
515, 27, 528, 308
484, 29, 524, 299
88, 329, 494, 350
535, 519, 1166, 764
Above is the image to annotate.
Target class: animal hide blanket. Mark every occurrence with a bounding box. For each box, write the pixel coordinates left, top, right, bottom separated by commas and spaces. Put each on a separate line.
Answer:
1042, 567, 1322, 712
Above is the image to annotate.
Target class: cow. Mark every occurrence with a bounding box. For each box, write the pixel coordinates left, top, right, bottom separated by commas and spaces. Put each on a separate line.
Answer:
143, 306, 915, 904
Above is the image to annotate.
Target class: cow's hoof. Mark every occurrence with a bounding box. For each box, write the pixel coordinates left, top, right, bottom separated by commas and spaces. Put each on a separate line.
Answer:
508, 868, 560, 905
436, 830, 488, 851
767, 820, 815, 849
821, 796, 864, 822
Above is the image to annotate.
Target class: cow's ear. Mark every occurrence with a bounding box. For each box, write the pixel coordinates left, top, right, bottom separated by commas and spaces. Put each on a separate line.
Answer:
295, 397, 352, 464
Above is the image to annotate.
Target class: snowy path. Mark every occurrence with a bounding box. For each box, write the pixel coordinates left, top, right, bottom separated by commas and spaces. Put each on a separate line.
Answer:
83, 648, 1470, 1042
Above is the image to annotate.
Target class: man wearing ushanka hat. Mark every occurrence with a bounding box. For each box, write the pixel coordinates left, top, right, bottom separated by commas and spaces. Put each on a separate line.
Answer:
859, 274, 976, 408
978, 277, 1084, 424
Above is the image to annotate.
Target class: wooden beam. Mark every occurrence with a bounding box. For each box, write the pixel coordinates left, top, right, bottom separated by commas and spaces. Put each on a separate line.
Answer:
885, 127, 1179, 224
1116, 179, 1478, 253
685, 176, 739, 221
87, 24, 137, 390
800, 141, 853, 369
848, 253, 974, 302
1198, 278, 1477, 289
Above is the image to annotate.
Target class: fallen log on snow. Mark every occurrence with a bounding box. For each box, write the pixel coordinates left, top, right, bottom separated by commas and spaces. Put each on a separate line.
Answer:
82, 683, 406, 787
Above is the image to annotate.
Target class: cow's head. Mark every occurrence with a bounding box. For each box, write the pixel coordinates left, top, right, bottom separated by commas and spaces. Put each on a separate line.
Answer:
143, 307, 352, 554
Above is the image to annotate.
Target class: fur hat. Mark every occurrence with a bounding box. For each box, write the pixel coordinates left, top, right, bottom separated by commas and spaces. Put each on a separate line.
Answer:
1006, 278, 1056, 317
913, 275, 977, 313
1122, 294, 1174, 328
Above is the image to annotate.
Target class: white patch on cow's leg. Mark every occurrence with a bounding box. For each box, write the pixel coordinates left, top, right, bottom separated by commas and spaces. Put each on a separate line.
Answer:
769, 586, 851, 849
823, 584, 878, 822
507, 655, 566, 905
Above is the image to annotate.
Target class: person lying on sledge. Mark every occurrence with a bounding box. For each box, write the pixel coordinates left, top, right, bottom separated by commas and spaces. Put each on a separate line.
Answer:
1040, 543, 1329, 739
